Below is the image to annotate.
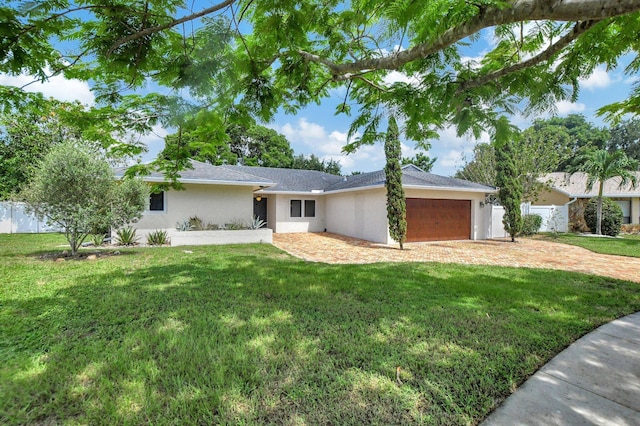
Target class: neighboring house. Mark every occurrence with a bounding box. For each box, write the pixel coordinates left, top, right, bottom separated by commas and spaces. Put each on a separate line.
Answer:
116, 160, 497, 243
534, 172, 640, 230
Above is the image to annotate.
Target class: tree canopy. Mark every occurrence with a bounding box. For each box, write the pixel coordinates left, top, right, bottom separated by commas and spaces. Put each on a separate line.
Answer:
22, 141, 148, 254
608, 118, 640, 162
0, 96, 146, 199
455, 122, 568, 201
2, 1, 640, 171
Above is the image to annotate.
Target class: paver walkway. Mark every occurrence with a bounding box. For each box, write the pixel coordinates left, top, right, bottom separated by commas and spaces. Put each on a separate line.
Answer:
272, 232, 640, 283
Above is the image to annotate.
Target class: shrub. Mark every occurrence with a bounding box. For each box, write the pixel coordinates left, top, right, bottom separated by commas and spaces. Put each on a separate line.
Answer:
584, 198, 623, 237
188, 216, 206, 230
22, 141, 147, 255
116, 227, 138, 245
176, 220, 193, 231
248, 215, 266, 230
147, 230, 169, 246
521, 214, 543, 236
91, 233, 106, 246
224, 219, 247, 230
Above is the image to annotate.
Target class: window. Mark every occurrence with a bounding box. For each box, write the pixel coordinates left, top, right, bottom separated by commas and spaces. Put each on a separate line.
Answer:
290, 199, 302, 217
290, 199, 316, 218
304, 200, 316, 217
149, 191, 165, 211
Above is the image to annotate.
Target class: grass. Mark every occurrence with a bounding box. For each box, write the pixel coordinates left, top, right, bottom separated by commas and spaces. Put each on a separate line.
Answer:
2, 234, 640, 425
535, 233, 640, 258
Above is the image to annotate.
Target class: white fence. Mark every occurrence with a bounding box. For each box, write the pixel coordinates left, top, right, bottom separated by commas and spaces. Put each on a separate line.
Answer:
0, 202, 62, 234
489, 203, 569, 238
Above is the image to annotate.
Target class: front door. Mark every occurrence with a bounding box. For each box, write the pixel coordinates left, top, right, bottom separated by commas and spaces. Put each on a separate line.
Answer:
253, 197, 267, 225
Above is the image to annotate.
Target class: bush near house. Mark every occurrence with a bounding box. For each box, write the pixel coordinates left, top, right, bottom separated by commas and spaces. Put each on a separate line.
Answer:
521, 214, 543, 236
584, 198, 623, 237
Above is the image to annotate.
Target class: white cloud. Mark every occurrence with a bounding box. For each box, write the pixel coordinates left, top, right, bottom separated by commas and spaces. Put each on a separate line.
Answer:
439, 150, 466, 168
0, 72, 95, 105
555, 100, 586, 115
272, 118, 390, 173
579, 66, 618, 91
382, 71, 414, 86
427, 126, 489, 175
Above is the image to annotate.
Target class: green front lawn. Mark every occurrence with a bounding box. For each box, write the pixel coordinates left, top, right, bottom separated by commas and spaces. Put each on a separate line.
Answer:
536, 233, 640, 258
2, 234, 639, 425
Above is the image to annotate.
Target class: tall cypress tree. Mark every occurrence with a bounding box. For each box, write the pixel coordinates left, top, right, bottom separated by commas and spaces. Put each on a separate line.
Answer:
495, 137, 523, 242
384, 116, 407, 249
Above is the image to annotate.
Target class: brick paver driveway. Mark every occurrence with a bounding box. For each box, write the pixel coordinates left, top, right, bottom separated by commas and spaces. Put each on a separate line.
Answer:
272, 232, 640, 283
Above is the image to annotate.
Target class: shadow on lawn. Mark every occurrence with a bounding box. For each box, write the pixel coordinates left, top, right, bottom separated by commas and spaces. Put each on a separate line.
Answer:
3, 247, 640, 425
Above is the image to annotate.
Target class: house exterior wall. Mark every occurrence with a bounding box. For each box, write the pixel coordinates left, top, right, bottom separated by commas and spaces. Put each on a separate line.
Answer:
268, 194, 326, 233
532, 188, 571, 206
632, 197, 640, 224
325, 188, 390, 243
325, 188, 489, 243
404, 188, 487, 240
133, 183, 254, 230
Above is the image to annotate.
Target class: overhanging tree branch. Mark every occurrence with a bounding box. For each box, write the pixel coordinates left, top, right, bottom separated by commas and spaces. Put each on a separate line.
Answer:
301, 0, 640, 77
457, 19, 600, 93
107, 0, 236, 56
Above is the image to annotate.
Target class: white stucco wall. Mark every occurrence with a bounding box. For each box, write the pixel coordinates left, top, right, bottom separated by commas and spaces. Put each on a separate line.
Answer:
267, 194, 326, 233
403, 188, 488, 240
325, 188, 390, 243
132, 183, 254, 231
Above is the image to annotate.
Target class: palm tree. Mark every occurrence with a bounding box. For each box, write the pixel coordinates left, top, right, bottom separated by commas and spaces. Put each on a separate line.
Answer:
570, 149, 639, 235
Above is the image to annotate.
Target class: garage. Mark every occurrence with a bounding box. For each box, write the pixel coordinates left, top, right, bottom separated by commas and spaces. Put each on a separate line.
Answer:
405, 198, 471, 242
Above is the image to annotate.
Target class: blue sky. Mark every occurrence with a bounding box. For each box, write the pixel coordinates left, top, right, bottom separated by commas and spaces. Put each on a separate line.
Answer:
1, 15, 637, 177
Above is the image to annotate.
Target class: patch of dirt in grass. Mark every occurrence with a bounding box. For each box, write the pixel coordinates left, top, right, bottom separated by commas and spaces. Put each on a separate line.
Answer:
38, 250, 126, 262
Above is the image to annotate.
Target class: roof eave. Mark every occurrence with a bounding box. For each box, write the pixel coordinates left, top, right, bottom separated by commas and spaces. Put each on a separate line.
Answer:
117, 176, 275, 187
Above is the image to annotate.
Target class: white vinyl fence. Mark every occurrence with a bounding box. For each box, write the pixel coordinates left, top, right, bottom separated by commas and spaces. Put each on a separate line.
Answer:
489, 203, 569, 238
0, 202, 62, 234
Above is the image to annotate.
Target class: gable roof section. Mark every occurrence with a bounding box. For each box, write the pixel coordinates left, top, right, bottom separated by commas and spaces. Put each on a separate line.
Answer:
324, 167, 495, 193
114, 160, 275, 187
543, 172, 640, 197
219, 165, 344, 192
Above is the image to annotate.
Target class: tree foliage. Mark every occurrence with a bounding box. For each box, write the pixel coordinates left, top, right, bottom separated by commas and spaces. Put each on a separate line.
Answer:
0, 97, 147, 199
455, 143, 497, 187
531, 114, 610, 171
401, 152, 435, 173
568, 149, 639, 235
161, 123, 294, 168
608, 118, 640, 162
22, 142, 148, 255
292, 154, 342, 175
494, 118, 522, 242
384, 116, 407, 249
456, 121, 567, 201
2, 1, 640, 176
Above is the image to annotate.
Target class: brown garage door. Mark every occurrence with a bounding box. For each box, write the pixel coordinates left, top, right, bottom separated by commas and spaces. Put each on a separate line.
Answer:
405, 198, 471, 242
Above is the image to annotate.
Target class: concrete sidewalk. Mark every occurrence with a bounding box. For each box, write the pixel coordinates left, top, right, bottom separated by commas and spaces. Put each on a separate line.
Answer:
483, 312, 640, 425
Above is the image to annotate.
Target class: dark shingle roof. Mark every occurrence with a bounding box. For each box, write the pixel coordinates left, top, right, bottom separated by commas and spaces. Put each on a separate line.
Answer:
324, 166, 495, 192
220, 165, 344, 192
115, 161, 494, 193
114, 160, 274, 185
